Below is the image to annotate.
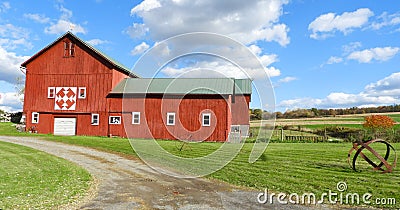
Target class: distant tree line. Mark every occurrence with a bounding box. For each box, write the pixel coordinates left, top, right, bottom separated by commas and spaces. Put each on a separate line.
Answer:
0, 109, 22, 124
250, 104, 400, 120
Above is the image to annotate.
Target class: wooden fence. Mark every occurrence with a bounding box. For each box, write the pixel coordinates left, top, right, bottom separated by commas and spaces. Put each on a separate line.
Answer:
284, 135, 328, 142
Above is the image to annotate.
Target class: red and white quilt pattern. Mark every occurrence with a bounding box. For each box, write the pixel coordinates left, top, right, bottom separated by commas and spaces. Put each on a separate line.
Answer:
54, 87, 77, 110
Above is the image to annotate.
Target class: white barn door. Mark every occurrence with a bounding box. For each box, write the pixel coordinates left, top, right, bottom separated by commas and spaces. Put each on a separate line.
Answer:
54, 118, 76, 136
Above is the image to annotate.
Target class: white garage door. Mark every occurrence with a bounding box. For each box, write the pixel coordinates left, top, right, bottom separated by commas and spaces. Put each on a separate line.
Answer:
54, 118, 76, 136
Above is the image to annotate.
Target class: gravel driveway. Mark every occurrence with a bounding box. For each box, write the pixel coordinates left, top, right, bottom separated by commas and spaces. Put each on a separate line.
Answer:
0, 136, 332, 210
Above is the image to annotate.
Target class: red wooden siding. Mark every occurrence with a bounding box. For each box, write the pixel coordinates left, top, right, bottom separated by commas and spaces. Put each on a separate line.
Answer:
23, 36, 129, 136
109, 95, 230, 141
112, 70, 130, 88
22, 33, 250, 141
231, 95, 251, 125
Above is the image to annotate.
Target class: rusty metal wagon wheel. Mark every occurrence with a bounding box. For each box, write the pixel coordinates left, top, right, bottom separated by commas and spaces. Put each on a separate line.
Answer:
175, 135, 193, 152
347, 139, 397, 173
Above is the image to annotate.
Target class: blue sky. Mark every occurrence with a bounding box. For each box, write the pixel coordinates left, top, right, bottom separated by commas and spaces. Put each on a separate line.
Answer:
1, 0, 400, 112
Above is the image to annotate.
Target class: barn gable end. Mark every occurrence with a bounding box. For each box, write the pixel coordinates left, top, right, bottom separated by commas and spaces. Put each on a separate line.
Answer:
22, 32, 138, 136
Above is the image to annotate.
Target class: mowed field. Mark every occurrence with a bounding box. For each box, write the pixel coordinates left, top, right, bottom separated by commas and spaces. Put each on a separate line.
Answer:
1, 120, 399, 208
252, 112, 400, 128
41, 136, 400, 208
0, 140, 92, 209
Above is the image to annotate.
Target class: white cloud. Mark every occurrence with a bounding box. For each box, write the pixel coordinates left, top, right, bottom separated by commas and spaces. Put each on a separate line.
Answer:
274, 76, 297, 88
278, 72, 400, 110
160, 60, 280, 79
59, 5, 72, 20
278, 76, 297, 83
44, 6, 86, 35
247, 44, 279, 67
131, 0, 161, 13
131, 42, 150, 55
0, 24, 29, 40
0, 2, 10, 13
125, 23, 149, 39
248, 44, 262, 55
259, 54, 279, 67
342, 42, 362, 54
0, 24, 32, 50
23, 13, 50, 24
364, 72, 400, 96
324, 44, 399, 66
265, 66, 281, 77
86, 39, 109, 46
278, 98, 323, 110
326, 56, 343, 64
0, 38, 32, 50
0, 46, 28, 84
347, 47, 399, 63
129, 0, 290, 46
161, 63, 243, 78
309, 8, 373, 39
370, 12, 400, 30
0, 92, 23, 112
45, 19, 86, 35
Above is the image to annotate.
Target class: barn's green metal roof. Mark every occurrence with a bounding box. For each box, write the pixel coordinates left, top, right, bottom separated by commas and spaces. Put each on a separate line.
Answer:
234, 79, 252, 95
110, 78, 252, 95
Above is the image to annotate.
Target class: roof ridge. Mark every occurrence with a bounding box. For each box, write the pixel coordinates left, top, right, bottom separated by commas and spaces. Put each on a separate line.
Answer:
21, 31, 140, 78
66, 32, 140, 78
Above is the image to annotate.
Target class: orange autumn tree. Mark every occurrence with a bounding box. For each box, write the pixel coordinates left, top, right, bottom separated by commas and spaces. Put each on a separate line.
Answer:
363, 115, 395, 138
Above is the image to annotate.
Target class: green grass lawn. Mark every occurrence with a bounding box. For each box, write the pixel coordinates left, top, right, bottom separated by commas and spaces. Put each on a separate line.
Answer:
40, 135, 400, 208
0, 141, 92, 209
1, 122, 399, 208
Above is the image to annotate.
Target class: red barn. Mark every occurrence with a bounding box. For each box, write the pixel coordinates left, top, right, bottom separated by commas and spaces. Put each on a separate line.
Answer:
21, 32, 251, 142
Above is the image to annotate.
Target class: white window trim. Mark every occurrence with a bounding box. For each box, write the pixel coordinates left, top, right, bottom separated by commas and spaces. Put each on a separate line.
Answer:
132, 112, 140, 125
167, 112, 175, 126
63, 42, 68, 57
91, 114, 99, 125
69, 42, 75, 57
48, 87, 55, 98
78, 87, 86, 99
202, 113, 211, 127
231, 125, 240, 132
109, 116, 121, 125
32, 112, 39, 124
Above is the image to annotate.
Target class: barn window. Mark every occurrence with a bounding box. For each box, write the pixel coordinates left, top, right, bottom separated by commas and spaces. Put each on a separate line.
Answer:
63, 41, 75, 57
69, 42, 75, 56
48, 87, 55, 98
32, 112, 39, 124
78, 87, 86, 99
64, 42, 68, 57
167, 112, 175, 125
109, 116, 121, 124
202, 113, 211, 127
132, 112, 140, 124
91, 114, 99, 125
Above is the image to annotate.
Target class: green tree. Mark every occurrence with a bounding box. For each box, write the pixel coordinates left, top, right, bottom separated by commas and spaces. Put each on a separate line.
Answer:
250, 109, 263, 120
311, 108, 319, 117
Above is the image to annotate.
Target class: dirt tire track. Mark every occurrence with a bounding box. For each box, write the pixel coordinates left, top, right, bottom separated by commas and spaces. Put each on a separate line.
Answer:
1, 136, 329, 210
